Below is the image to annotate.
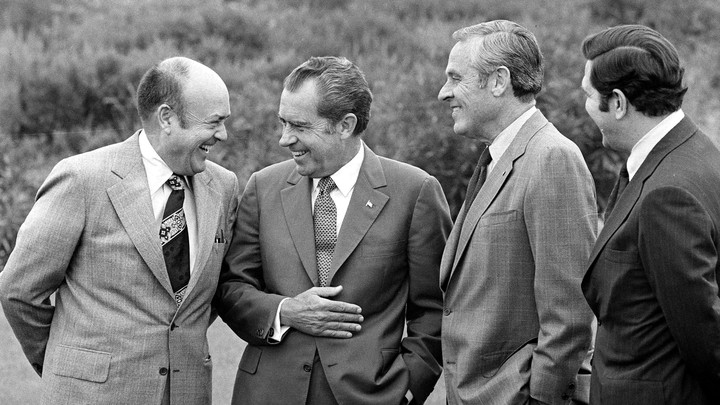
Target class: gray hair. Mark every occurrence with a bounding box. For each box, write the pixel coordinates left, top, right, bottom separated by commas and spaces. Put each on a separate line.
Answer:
453, 20, 543, 102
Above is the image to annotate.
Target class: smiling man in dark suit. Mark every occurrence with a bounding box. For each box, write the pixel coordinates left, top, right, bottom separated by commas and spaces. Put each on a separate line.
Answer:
214, 56, 452, 405
581, 24, 720, 404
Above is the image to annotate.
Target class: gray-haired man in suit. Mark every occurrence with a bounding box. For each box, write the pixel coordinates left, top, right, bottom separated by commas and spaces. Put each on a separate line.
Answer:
0, 56, 238, 404
438, 20, 597, 405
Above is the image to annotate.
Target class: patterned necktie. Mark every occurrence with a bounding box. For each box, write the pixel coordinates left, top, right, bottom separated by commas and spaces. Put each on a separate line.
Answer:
313, 177, 337, 287
462, 146, 492, 217
604, 163, 629, 220
159, 174, 190, 307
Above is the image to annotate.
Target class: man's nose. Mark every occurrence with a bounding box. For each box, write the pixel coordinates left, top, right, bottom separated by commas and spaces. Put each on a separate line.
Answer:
438, 82, 452, 102
278, 127, 295, 147
214, 123, 228, 141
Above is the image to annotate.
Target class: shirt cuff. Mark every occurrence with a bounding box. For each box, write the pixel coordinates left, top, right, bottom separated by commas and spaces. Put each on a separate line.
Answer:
269, 297, 292, 342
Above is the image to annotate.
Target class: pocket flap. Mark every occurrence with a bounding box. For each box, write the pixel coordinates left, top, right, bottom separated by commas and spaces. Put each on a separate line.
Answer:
53, 345, 111, 383
239, 345, 262, 374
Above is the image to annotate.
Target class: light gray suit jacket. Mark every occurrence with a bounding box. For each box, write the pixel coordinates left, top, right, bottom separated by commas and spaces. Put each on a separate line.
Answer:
0, 132, 238, 405
441, 111, 597, 405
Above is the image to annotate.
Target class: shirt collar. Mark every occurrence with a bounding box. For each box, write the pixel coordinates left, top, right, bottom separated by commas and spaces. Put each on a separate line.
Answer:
139, 130, 174, 194
312, 142, 364, 197
627, 109, 685, 180
489, 106, 537, 162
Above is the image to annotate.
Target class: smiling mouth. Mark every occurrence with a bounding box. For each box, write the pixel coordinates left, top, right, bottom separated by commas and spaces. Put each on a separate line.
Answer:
292, 150, 308, 158
199, 144, 212, 153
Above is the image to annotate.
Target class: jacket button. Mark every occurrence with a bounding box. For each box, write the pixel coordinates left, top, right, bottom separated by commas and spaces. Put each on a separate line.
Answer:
303, 364, 312, 372
561, 393, 570, 400
159, 367, 169, 376
443, 308, 452, 316
569, 383, 576, 390
256, 328, 264, 336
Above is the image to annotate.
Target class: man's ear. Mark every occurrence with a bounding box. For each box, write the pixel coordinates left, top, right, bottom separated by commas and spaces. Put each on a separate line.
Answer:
336, 113, 358, 139
611, 89, 628, 120
491, 66, 511, 97
157, 104, 173, 133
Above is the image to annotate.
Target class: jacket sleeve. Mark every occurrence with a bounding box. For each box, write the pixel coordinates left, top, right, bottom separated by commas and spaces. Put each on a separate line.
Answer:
639, 186, 720, 395
525, 145, 597, 405
213, 173, 286, 346
0, 158, 86, 375
402, 176, 452, 403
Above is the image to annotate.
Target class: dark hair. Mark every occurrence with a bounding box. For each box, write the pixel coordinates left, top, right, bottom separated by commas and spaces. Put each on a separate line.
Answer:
136, 57, 191, 127
453, 20, 543, 102
284, 56, 373, 136
582, 24, 687, 116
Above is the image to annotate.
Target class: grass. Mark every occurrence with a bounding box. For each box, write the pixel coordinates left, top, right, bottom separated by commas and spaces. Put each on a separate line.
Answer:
0, 310, 445, 404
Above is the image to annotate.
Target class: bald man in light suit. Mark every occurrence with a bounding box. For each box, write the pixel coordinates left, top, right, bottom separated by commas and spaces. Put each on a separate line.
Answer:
0, 57, 237, 405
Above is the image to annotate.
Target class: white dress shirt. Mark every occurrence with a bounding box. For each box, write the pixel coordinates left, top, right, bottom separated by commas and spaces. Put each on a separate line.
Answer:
310, 143, 365, 233
626, 109, 685, 181
270, 143, 365, 342
487, 106, 537, 174
139, 130, 198, 273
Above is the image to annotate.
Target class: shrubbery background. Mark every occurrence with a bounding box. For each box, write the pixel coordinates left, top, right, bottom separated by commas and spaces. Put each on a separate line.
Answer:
2, 0, 719, 266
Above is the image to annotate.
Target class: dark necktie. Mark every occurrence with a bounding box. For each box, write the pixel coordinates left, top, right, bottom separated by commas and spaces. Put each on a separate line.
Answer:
159, 174, 190, 306
314, 177, 337, 287
462, 146, 493, 217
604, 163, 629, 220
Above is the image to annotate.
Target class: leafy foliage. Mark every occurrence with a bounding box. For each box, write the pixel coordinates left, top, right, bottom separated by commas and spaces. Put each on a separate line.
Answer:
1, 0, 719, 266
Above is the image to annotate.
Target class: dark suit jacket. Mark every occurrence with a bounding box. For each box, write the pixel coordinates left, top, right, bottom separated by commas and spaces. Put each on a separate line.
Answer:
0, 132, 239, 404
583, 117, 720, 404
215, 144, 452, 404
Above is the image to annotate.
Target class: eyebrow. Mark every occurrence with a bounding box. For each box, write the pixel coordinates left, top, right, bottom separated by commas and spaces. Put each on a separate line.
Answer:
445, 68, 460, 77
207, 113, 230, 122
277, 115, 310, 127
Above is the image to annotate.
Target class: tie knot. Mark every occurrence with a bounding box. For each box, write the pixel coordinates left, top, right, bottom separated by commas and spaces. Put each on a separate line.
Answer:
479, 147, 492, 167
167, 174, 185, 191
619, 163, 629, 179
318, 177, 337, 195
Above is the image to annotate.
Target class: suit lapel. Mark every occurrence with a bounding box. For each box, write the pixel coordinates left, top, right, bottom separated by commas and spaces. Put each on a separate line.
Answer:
281, 171, 318, 284
184, 171, 221, 301
586, 117, 698, 270
329, 145, 389, 284
106, 132, 174, 296
440, 213, 463, 290
449, 111, 547, 275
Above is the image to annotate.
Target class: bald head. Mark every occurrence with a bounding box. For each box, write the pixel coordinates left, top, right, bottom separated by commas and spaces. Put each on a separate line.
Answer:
136, 56, 228, 128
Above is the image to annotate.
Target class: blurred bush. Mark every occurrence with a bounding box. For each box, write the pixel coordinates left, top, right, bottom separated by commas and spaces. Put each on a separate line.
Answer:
1, 0, 719, 266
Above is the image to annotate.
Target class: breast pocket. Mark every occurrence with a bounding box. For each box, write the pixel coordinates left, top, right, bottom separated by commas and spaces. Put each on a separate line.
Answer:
605, 248, 640, 264
478, 210, 519, 227
361, 240, 407, 258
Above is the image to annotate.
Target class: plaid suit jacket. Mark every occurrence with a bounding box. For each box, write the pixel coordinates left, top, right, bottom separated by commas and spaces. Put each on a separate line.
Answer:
441, 111, 597, 405
0, 132, 238, 404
